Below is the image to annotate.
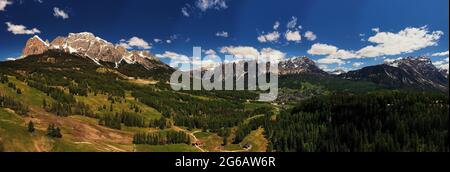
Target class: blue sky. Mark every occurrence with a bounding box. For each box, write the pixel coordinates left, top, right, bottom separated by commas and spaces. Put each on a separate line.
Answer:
0, 0, 448, 71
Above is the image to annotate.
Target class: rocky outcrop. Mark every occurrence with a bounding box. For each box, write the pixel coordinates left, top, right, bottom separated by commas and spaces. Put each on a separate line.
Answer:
23, 32, 161, 69
341, 56, 449, 92
22, 35, 49, 57
279, 56, 327, 75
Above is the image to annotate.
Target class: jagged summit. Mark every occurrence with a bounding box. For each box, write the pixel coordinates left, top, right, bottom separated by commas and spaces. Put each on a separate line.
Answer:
279, 56, 327, 75
22, 32, 160, 69
342, 56, 448, 92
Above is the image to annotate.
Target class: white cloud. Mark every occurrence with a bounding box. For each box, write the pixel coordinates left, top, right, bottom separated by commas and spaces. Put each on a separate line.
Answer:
433, 58, 449, 71
220, 46, 260, 59
153, 38, 162, 43
285, 30, 301, 42
308, 43, 357, 64
260, 48, 286, 61
162, 34, 179, 44
287, 16, 298, 29
318, 65, 332, 72
257, 31, 280, 43
216, 31, 229, 37
308, 26, 443, 64
118, 37, 151, 50
220, 46, 285, 62
156, 51, 189, 63
196, 0, 228, 11
53, 7, 69, 19
156, 51, 221, 70
352, 62, 364, 67
384, 58, 396, 64
5, 22, 41, 35
0, 0, 12, 11
357, 26, 443, 58
307, 43, 339, 55
432, 50, 449, 57
204, 49, 216, 55
182, 0, 227, 17
273, 21, 280, 30
317, 58, 345, 65
372, 27, 380, 33
156, 51, 191, 69
304, 31, 317, 41
181, 7, 190, 17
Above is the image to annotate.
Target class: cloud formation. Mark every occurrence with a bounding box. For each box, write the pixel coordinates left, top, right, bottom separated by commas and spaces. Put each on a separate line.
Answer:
287, 16, 298, 29
181, 7, 190, 17
5, 22, 41, 35
53, 7, 69, 19
118, 37, 151, 49
182, 0, 228, 17
285, 30, 301, 42
352, 62, 364, 67
220, 46, 285, 62
0, 0, 12, 11
273, 21, 280, 30
309, 26, 443, 64
196, 0, 228, 11
304, 31, 317, 41
432, 50, 449, 57
257, 31, 280, 43
216, 31, 229, 37
433, 58, 449, 72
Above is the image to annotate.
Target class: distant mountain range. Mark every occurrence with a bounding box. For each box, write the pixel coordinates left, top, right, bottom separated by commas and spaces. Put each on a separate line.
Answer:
7, 33, 450, 92
341, 57, 448, 92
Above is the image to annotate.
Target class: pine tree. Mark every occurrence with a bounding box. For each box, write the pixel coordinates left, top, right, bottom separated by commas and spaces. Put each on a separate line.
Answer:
42, 99, 47, 108
28, 121, 35, 133
46, 124, 63, 138
223, 136, 228, 146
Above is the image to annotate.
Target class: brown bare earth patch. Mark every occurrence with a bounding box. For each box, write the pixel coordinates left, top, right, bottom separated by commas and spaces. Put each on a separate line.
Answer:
26, 107, 134, 152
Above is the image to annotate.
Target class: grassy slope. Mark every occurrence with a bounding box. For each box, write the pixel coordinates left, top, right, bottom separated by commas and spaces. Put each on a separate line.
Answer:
1, 77, 132, 152
241, 128, 268, 152
75, 91, 162, 120
136, 144, 200, 152
0, 76, 204, 152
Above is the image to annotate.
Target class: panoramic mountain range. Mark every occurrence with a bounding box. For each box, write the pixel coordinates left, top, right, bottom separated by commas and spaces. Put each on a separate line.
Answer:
0, 32, 448, 152
14, 32, 449, 93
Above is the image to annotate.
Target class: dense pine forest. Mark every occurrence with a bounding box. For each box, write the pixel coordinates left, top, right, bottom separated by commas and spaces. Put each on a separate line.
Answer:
259, 91, 449, 152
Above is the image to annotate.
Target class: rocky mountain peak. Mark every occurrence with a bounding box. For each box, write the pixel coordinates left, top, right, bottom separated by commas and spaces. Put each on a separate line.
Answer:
279, 56, 327, 75
343, 56, 448, 92
21, 32, 161, 69
22, 35, 49, 57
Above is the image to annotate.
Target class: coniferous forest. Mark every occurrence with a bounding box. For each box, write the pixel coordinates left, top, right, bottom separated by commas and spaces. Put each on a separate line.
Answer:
260, 91, 449, 152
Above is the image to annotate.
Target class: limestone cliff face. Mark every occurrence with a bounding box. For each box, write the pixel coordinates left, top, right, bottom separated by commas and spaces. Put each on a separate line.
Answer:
22, 35, 49, 57
279, 56, 327, 75
22, 32, 163, 69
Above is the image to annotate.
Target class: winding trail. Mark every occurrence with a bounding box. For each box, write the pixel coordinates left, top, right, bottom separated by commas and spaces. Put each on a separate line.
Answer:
172, 126, 207, 152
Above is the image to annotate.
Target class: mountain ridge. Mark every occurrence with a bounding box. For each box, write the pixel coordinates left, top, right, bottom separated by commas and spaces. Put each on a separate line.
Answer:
341, 56, 448, 92
22, 32, 168, 71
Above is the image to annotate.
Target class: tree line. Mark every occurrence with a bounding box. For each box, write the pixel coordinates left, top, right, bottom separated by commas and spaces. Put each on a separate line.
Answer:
133, 131, 191, 145
260, 91, 449, 152
0, 95, 29, 116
